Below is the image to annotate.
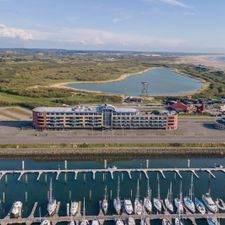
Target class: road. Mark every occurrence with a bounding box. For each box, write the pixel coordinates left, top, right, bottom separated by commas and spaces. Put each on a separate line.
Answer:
0, 117, 224, 144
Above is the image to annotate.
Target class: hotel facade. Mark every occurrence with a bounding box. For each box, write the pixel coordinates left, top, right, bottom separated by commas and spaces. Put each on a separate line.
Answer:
33, 104, 178, 130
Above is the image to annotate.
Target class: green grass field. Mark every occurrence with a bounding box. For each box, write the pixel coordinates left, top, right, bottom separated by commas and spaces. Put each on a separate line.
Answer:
0, 50, 224, 109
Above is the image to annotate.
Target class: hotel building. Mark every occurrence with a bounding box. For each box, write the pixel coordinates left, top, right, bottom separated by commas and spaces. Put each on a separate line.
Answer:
33, 104, 178, 130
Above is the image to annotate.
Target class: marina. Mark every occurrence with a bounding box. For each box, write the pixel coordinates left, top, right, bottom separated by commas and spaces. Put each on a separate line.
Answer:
0, 158, 225, 225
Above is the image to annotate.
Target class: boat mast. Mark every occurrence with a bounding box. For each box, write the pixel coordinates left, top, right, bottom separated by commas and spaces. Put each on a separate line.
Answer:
169, 182, 173, 201
116, 176, 120, 200
49, 178, 53, 202
179, 180, 183, 200
157, 173, 160, 199
147, 178, 151, 198
83, 197, 86, 219
104, 185, 107, 200
190, 173, 194, 200
136, 179, 140, 200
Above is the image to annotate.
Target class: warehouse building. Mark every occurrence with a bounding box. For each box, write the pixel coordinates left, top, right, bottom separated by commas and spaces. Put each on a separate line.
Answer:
33, 104, 178, 130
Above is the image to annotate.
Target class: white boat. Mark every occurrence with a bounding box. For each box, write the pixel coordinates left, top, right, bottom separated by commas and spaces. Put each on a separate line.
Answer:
127, 217, 135, 225
101, 186, 108, 215
41, 220, 51, 225
175, 181, 184, 214
80, 220, 89, 225
174, 218, 184, 225
91, 220, 100, 225
174, 198, 184, 214
114, 177, 122, 214
164, 182, 174, 213
68, 221, 76, 225
207, 218, 219, 225
194, 197, 206, 214
144, 179, 152, 213
215, 199, 225, 211
183, 174, 195, 213
80, 198, 89, 225
124, 199, 133, 215
70, 201, 79, 216
153, 174, 162, 212
134, 180, 143, 215
202, 193, 218, 213
162, 219, 171, 225
183, 196, 195, 213
153, 198, 162, 212
116, 219, 124, 225
47, 178, 57, 216
10, 201, 23, 218
140, 218, 146, 225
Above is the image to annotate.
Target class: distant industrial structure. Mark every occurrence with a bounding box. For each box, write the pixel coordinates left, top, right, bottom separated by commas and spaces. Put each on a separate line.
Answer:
33, 104, 178, 130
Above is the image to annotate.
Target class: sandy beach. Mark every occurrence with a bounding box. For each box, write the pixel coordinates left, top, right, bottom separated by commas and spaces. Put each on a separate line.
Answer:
49, 68, 151, 89
176, 55, 225, 71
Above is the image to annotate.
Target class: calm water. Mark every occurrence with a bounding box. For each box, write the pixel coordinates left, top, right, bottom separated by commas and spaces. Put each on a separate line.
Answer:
0, 157, 225, 225
67, 68, 203, 96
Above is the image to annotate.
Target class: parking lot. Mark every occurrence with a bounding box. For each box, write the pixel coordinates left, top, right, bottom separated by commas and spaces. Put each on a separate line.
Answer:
0, 116, 224, 144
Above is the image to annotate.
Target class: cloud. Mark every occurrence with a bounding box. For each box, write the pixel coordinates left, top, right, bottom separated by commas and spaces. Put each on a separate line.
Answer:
0, 24, 33, 40
29, 27, 184, 50
144, 0, 189, 8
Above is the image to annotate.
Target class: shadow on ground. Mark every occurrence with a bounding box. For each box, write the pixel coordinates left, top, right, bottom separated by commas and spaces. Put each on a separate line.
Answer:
203, 123, 216, 130
0, 121, 33, 128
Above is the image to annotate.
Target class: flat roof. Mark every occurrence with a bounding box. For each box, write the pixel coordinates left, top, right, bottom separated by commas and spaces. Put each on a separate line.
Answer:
33, 104, 139, 113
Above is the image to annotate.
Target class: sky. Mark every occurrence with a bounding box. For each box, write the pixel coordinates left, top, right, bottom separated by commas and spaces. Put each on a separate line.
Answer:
0, 0, 225, 53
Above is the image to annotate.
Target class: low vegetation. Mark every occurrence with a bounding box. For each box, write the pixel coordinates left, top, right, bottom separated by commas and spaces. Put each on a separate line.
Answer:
0, 50, 224, 109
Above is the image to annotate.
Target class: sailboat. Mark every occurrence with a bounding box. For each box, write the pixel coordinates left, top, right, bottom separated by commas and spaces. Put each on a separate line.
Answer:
80, 198, 89, 225
207, 217, 220, 225
114, 176, 122, 214
47, 178, 57, 216
143, 178, 152, 213
194, 197, 206, 214
101, 186, 108, 215
183, 174, 195, 213
174, 180, 184, 214
202, 193, 218, 213
127, 217, 135, 225
70, 201, 79, 216
134, 179, 143, 215
162, 219, 172, 225
164, 182, 174, 213
116, 219, 125, 225
153, 174, 162, 212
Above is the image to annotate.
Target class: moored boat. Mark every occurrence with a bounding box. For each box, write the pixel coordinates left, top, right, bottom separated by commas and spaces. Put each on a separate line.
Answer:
114, 177, 122, 214
194, 197, 206, 214
41, 220, 51, 225
144, 179, 152, 213
127, 217, 135, 225
162, 219, 171, 225
124, 199, 133, 215
116, 219, 125, 225
183, 196, 195, 213
202, 193, 218, 213
91, 220, 100, 225
134, 179, 143, 215
47, 178, 57, 216
10, 201, 23, 218
215, 199, 225, 211
164, 182, 174, 213
154, 174, 162, 213
70, 201, 79, 216
101, 186, 108, 215
207, 218, 219, 225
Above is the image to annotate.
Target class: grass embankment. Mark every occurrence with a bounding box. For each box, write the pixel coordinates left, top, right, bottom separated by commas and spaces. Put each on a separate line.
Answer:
0, 143, 225, 160
0, 143, 225, 149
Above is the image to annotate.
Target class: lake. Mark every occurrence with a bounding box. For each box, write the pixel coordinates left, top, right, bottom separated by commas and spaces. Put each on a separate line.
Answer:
0, 157, 225, 225
66, 68, 203, 96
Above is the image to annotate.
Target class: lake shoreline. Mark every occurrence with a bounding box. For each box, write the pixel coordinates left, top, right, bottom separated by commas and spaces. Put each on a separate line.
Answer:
49, 67, 206, 97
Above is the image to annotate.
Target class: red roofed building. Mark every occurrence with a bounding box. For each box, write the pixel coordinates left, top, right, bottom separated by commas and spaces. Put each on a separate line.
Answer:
168, 102, 189, 113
